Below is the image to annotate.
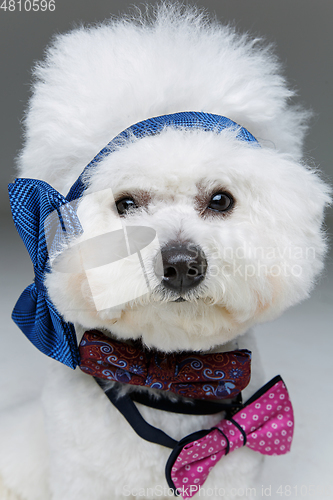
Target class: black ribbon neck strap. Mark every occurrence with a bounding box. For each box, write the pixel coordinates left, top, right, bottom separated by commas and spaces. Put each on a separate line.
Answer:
103, 384, 177, 448
95, 378, 243, 449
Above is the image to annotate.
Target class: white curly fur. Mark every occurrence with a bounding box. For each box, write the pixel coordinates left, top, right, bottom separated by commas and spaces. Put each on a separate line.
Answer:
0, 3, 330, 500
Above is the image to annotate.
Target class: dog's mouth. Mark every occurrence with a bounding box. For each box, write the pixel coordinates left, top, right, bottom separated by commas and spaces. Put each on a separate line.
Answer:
151, 282, 205, 304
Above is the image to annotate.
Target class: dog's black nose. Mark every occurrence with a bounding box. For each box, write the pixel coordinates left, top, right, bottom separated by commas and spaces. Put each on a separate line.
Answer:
160, 243, 207, 292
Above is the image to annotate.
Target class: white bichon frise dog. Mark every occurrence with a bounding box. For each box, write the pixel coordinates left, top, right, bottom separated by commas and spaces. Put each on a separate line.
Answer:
1, 3, 331, 500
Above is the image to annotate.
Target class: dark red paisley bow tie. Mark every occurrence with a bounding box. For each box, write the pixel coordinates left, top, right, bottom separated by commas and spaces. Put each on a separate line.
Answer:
79, 330, 251, 401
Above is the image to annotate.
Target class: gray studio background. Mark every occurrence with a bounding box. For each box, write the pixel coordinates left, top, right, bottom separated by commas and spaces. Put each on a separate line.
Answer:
1, 1, 332, 498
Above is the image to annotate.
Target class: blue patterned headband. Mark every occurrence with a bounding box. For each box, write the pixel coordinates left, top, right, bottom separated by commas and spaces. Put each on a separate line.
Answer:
8, 112, 258, 368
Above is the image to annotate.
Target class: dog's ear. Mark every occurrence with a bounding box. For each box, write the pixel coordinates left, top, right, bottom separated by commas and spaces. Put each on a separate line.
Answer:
284, 164, 331, 228
256, 154, 331, 316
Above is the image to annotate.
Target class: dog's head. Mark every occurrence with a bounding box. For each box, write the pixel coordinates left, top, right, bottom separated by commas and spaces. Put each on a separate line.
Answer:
45, 122, 330, 352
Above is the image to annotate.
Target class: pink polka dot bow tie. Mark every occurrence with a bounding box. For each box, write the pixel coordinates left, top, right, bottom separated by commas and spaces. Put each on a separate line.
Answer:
166, 376, 294, 498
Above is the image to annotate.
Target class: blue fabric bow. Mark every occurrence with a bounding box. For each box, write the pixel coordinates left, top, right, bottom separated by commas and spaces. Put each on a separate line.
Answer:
8, 179, 82, 368
8, 112, 259, 369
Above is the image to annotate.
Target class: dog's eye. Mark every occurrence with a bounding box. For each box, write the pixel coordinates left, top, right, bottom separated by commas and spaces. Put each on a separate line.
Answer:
116, 197, 138, 215
208, 192, 234, 212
